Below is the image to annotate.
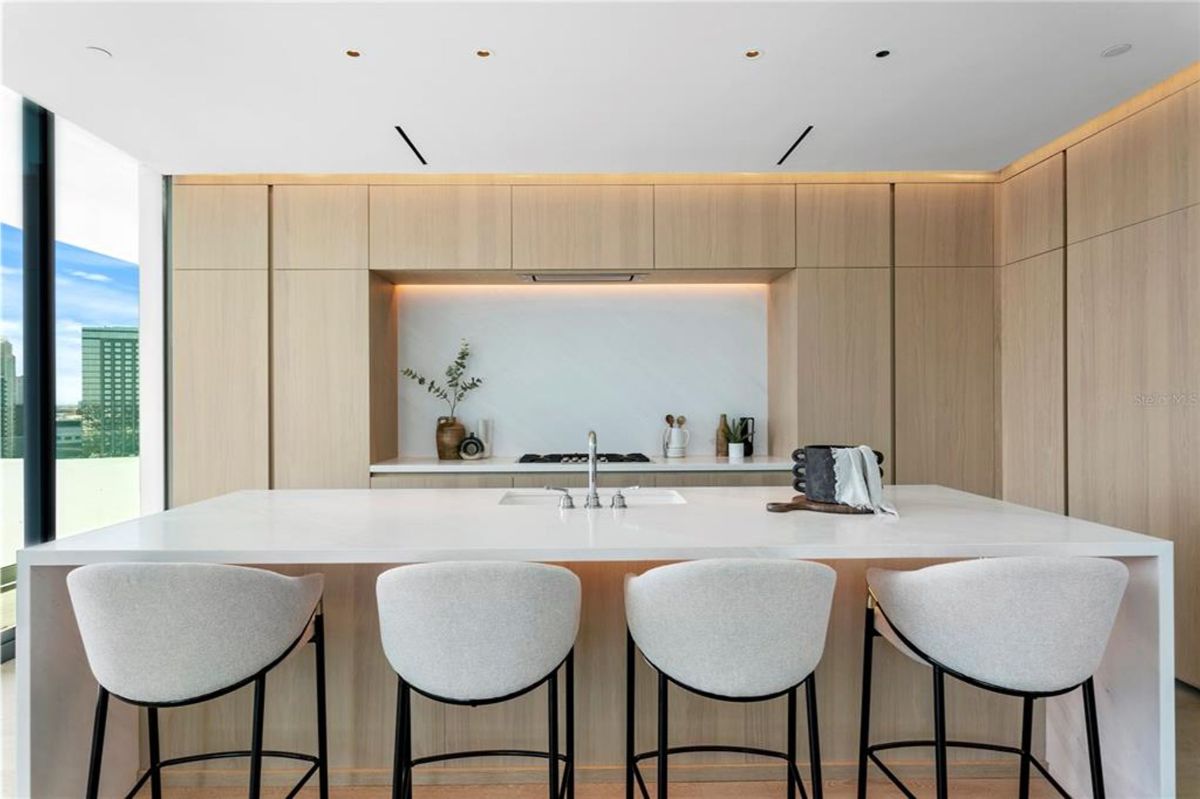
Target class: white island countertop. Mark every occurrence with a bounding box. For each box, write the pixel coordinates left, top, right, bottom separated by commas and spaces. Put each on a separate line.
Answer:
370, 454, 793, 474
20, 484, 1169, 566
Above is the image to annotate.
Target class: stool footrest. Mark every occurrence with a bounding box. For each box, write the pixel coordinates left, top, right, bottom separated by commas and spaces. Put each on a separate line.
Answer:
865, 739, 1070, 799
631, 745, 807, 799
124, 749, 320, 799
408, 749, 572, 799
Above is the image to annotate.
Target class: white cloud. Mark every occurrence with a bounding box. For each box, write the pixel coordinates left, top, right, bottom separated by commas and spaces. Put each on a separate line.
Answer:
68, 270, 113, 284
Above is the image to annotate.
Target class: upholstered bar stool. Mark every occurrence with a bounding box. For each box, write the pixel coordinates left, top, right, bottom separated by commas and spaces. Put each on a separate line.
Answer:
67, 562, 328, 799
377, 561, 581, 799
857, 556, 1129, 799
624, 558, 837, 799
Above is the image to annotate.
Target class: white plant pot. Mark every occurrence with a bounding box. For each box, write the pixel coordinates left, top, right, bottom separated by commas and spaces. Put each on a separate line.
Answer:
727, 442, 745, 463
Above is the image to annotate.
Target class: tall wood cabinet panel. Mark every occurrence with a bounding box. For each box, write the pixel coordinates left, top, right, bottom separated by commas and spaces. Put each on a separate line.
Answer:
999, 251, 1065, 513
512, 185, 653, 270
998, 154, 1064, 265
766, 270, 800, 457
1067, 82, 1200, 244
272, 270, 373, 489
795, 184, 891, 267
654, 185, 795, 269
169, 270, 269, 506
369, 186, 512, 270
172, 185, 268, 271
895, 184, 995, 267
272, 185, 368, 270
1067, 204, 1200, 682
894, 267, 996, 495
790, 269, 893, 469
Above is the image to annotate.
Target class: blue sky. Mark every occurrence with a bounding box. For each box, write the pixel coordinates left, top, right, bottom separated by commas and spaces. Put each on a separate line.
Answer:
0, 223, 139, 405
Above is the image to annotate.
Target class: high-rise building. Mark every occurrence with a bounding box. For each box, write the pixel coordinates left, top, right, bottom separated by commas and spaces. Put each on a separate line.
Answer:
81, 326, 139, 457
0, 338, 15, 458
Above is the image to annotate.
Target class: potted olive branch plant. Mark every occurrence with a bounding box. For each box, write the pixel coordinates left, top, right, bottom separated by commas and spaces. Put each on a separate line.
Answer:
401, 339, 484, 460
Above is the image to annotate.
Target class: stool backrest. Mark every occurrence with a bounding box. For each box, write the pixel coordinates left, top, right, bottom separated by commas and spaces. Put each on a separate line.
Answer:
625, 558, 836, 698
67, 563, 323, 704
868, 556, 1129, 693
376, 561, 581, 702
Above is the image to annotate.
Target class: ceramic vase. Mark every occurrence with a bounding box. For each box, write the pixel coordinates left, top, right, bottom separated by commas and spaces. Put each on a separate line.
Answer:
436, 416, 466, 460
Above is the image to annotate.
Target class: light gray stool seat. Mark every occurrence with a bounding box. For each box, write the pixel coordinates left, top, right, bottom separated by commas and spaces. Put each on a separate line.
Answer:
67, 562, 329, 799
858, 556, 1129, 799
70, 562, 322, 703
377, 561, 581, 799
624, 558, 837, 799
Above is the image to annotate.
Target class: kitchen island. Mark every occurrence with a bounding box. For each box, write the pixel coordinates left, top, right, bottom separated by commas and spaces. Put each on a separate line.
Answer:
16, 485, 1174, 797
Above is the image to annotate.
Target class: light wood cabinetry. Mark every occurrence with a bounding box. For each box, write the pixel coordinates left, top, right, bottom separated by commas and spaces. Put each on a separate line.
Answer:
369, 185, 512, 270
895, 267, 996, 495
654, 185, 795, 268
795, 184, 891, 267
1067, 204, 1200, 682
172, 185, 268, 271
895, 184, 995, 267
272, 270, 374, 489
1067, 82, 1200, 244
770, 269, 892, 469
272, 185, 368, 270
998, 155, 1064, 265
370, 471, 790, 489
512, 185, 653, 270
999, 251, 1065, 513
169, 270, 270, 506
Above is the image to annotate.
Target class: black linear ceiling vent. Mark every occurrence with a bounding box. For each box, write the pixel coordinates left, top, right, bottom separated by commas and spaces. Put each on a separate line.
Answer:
394, 124, 427, 165
776, 125, 814, 166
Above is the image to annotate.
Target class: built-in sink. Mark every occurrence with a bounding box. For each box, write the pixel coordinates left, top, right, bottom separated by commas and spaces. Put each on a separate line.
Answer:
498, 488, 687, 507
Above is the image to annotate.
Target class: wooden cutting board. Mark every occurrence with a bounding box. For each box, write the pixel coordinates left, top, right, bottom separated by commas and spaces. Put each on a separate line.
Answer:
766, 494, 874, 514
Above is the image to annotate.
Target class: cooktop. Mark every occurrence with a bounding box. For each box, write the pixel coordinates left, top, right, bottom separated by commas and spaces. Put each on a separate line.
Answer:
518, 453, 652, 464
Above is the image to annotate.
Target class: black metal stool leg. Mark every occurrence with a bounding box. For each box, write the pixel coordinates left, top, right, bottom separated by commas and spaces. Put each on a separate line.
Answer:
404, 681, 413, 799
1082, 678, 1106, 799
314, 613, 330, 799
147, 706, 163, 799
548, 670, 559, 799
626, 631, 636, 799
248, 674, 266, 799
806, 673, 823, 799
657, 671, 669, 799
856, 604, 875, 799
1019, 696, 1034, 799
787, 688, 797, 799
85, 686, 109, 799
932, 667, 948, 799
566, 651, 575, 799
393, 677, 410, 799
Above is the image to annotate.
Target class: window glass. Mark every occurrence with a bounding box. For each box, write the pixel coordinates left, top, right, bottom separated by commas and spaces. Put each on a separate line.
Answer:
1, 88, 24, 634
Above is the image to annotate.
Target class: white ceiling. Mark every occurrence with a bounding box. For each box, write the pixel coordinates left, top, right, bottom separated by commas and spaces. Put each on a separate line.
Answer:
3, 2, 1199, 174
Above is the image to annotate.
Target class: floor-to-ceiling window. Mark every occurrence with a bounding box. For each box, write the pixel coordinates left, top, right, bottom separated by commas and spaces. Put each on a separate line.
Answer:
53, 118, 141, 538
0, 88, 24, 654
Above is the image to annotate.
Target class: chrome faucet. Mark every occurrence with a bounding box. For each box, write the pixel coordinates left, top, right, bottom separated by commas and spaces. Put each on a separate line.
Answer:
585, 430, 603, 509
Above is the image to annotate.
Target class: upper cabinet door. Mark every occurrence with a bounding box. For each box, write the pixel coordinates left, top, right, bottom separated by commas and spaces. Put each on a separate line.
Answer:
895, 184, 995, 267
369, 185, 512, 270
172, 185, 268, 270
795, 184, 892, 267
1068, 82, 1200, 244
273, 185, 368, 270
512, 186, 653, 271
654, 185, 795, 269
998, 154, 1064, 265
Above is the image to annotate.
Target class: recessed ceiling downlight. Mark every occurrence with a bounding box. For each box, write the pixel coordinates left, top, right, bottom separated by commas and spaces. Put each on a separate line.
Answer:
476, 49, 493, 58
345, 49, 362, 58
1101, 43, 1133, 58
744, 49, 762, 60
875, 49, 891, 58
85, 46, 113, 58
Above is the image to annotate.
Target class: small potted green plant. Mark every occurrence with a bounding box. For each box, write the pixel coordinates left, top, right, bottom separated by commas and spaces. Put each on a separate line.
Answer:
401, 339, 484, 460
722, 416, 750, 463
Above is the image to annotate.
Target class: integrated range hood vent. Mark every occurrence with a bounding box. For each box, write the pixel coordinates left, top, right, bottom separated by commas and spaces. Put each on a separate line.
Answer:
522, 273, 646, 284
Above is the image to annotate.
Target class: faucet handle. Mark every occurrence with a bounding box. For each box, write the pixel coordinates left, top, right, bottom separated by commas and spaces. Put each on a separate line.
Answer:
610, 485, 641, 509
544, 486, 575, 510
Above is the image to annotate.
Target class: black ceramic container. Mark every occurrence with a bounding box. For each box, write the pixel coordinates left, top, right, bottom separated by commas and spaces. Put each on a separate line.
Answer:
792, 445, 885, 503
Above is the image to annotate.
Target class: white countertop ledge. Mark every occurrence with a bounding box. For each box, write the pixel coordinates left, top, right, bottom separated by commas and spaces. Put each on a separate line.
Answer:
19, 485, 1170, 566
370, 454, 793, 473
